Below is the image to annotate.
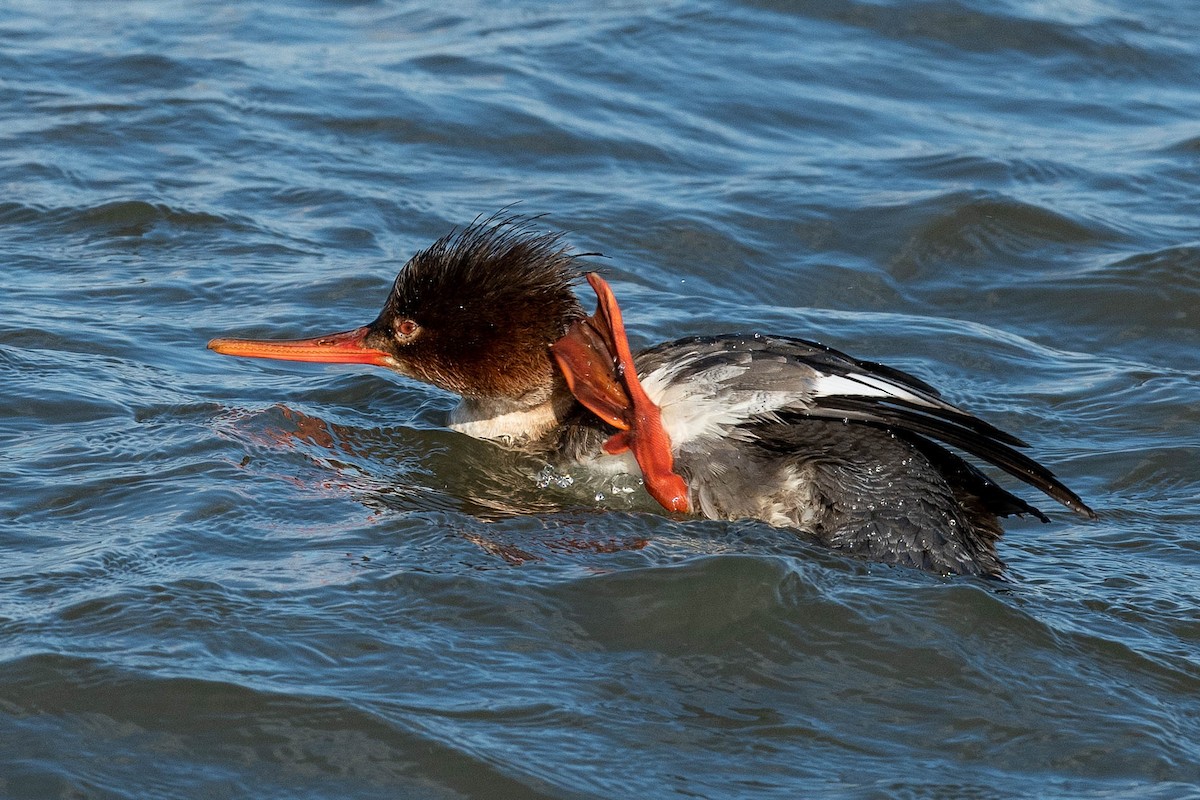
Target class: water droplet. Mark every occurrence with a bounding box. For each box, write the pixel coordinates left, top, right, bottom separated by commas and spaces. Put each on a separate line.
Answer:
535, 465, 574, 490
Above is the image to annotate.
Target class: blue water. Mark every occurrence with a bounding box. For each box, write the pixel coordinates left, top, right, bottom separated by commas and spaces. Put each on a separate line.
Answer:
3, 1, 1200, 797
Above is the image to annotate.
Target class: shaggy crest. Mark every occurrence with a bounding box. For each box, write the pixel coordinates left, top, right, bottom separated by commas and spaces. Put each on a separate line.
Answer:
369, 215, 588, 398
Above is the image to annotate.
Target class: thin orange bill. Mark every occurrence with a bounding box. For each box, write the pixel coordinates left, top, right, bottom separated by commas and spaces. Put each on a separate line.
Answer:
207, 326, 394, 367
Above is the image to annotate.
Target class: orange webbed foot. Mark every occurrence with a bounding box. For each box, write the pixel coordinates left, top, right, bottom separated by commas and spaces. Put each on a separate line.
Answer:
551, 273, 690, 513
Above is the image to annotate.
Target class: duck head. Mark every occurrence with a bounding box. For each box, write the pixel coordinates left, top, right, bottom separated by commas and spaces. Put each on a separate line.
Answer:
209, 216, 587, 437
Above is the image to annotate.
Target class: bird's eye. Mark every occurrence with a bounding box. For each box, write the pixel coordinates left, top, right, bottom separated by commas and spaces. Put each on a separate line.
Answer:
395, 318, 420, 339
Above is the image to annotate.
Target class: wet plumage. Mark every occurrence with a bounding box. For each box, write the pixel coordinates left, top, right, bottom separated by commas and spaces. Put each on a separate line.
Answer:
210, 215, 1096, 578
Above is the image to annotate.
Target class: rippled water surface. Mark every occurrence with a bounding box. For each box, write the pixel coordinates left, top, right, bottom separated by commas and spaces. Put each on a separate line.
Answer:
3, 1, 1200, 797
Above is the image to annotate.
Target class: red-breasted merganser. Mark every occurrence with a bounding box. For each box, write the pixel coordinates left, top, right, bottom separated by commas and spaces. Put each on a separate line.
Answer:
209, 215, 1096, 577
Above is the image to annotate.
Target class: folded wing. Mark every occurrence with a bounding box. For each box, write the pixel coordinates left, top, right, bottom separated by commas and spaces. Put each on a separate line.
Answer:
637, 334, 1096, 519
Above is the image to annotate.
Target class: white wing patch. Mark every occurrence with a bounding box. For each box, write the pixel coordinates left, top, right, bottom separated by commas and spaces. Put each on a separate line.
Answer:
812, 373, 937, 408
641, 358, 810, 449
637, 349, 942, 451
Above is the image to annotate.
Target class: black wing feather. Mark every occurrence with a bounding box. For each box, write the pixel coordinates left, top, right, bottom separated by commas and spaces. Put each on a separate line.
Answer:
804, 396, 1096, 519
